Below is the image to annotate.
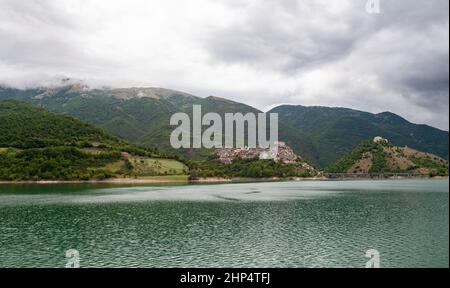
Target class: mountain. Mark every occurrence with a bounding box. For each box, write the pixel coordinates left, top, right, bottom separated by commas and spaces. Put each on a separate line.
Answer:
1, 84, 447, 168
325, 137, 448, 176
269, 105, 449, 167
0, 100, 187, 181
0, 99, 120, 149
0, 85, 320, 165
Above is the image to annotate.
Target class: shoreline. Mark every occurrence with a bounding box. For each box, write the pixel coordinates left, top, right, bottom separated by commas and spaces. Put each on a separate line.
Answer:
188, 176, 329, 184
0, 177, 325, 185
0, 177, 189, 185
0, 175, 447, 185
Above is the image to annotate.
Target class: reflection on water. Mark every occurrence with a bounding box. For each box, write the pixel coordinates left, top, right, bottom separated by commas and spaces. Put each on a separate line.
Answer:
0, 180, 448, 268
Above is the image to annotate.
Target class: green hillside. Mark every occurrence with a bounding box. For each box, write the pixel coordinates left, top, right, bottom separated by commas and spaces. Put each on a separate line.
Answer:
326, 138, 449, 176
270, 105, 449, 167
1, 85, 448, 168
0, 85, 320, 165
0, 100, 187, 181
0, 100, 120, 149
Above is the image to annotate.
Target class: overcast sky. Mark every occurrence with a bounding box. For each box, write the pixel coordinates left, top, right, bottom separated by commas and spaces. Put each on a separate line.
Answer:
0, 0, 448, 130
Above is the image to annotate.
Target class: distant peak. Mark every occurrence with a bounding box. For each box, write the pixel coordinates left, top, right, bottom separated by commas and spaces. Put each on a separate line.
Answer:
377, 111, 396, 117
376, 111, 408, 123
105, 87, 200, 100
206, 95, 237, 103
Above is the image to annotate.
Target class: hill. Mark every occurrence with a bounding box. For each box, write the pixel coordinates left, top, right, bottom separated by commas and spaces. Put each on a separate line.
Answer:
0, 100, 188, 181
1, 84, 447, 168
269, 105, 449, 167
325, 137, 449, 176
0, 85, 320, 165
0, 100, 121, 149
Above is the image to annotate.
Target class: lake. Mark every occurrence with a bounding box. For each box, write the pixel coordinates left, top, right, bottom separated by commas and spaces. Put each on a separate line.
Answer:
0, 179, 448, 268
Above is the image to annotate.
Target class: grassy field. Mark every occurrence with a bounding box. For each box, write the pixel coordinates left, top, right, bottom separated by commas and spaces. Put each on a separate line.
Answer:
129, 156, 188, 176
81, 148, 109, 155
0, 148, 8, 154
99, 156, 189, 177
103, 160, 126, 173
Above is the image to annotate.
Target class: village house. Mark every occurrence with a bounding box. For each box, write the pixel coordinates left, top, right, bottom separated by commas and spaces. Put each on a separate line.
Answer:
215, 141, 300, 164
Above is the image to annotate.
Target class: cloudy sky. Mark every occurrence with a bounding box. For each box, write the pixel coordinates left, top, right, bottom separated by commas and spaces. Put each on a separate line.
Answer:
0, 0, 448, 130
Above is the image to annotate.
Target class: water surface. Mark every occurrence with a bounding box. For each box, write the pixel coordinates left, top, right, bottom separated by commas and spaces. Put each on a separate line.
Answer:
0, 180, 448, 268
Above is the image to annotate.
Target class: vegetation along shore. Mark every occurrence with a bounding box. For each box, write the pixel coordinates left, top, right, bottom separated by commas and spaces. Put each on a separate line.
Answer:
0, 98, 448, 183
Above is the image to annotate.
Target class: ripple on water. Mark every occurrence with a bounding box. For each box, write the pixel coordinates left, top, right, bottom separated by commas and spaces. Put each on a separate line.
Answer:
0, 180, 448, 268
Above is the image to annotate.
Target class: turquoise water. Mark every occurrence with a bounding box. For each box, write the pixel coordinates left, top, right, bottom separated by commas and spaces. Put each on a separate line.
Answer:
0, 180, 448, 268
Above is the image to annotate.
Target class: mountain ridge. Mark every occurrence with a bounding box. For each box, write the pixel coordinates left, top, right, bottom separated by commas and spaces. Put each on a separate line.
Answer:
1, 83, 447, 131
270, 104, 449, 166
0, 84, 447, 167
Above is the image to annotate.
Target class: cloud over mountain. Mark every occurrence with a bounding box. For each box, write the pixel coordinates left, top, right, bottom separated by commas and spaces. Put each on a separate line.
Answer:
0, 0, 448, 129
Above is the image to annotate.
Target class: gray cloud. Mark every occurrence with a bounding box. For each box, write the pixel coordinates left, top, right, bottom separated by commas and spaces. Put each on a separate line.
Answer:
207, 0, 448, 71
206, 0, 365, 72
204, 0, 449, 129
0, 0, 448, 130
